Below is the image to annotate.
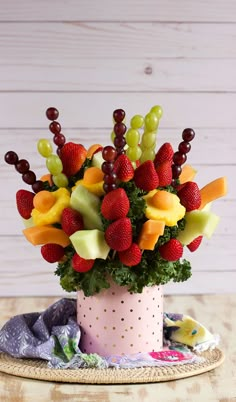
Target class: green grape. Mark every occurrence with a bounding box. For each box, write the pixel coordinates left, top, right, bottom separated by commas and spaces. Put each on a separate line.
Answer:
125, 128, 140, 147
144, 112, 159, 132
140, 148, 155, 163
141, 132, 156, 148
53, 173, 69, 188
110, 130, 115, 144
151, 142, 156, 151
130, 114, 144, 129
139, 142, 145, 151
46, 154, 63, 175
37, 139, 53, 158
150, 105, 163, 119
126, 146, 142, 161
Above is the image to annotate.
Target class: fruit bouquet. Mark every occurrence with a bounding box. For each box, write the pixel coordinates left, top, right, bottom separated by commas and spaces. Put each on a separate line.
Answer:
4, 106, 227, 297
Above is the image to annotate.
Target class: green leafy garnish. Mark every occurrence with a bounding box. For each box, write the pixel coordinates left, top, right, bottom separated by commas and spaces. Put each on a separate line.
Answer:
55, 181, 191, 296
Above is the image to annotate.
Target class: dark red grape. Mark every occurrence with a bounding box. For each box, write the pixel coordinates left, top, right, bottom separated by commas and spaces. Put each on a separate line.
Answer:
116, 147, 125, 156
173, 152, 187, 166
4, 151, 18, 165
171, 179, 178, 187
114, 137, 126, 148
53, 133, 65, 146
113, 109, 125, 123
114, 122, 126, 137
102, 161, 114, 174
22, 171, 36, 184
172, 164, 182, 179
15, 159, 30, 173
102, 146, 117, 162
46, 107, 59, 121
32, 180, 44, 193
103, 183, 117, 193
178, 141, 191, 154
56, 147, 62, 156
49, 121, 61, 134
182, 128, 195, 142
103, 172, 117, 184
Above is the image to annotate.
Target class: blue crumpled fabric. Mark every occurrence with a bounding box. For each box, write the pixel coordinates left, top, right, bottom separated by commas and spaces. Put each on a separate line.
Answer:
0, 298, 218, 369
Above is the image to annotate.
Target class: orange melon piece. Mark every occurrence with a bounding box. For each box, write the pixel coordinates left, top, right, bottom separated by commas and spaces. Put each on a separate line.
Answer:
179, 164, 197, 184
151, 191, 175, 210
138, 219, 165, 250
87, 144, 103, 159
40, 173, 53, 186
199, 176, 227, 210
83, 167, 104, 184
23, 226, 70, 247
33, 190, 56, 213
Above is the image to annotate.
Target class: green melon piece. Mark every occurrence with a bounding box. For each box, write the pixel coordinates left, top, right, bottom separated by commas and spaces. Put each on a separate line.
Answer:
178, 210, 220, 245
70, 185, 103, 230
70, 229, 110, 259
91, 151, 104, 169
22, 217, 35, 228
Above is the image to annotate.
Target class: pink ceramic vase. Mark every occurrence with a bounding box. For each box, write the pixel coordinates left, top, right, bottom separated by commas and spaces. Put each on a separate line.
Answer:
77, 281, 163, 356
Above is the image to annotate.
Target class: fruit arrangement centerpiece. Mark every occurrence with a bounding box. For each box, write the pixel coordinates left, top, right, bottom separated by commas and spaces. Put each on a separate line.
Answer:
4, 106, 227, 297
4, 105, 227, 355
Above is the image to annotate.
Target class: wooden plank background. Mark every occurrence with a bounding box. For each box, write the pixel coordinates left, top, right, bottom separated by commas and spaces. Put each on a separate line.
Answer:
0, 0, 235, 296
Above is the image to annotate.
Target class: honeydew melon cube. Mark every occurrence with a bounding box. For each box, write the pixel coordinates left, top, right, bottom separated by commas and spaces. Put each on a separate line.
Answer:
22, 217, 35, 228
70, 184, 103, 230
70, 229, 110, 260
201, 202, 212, 212
91, 151, 104, 169
178, 210, 220, 245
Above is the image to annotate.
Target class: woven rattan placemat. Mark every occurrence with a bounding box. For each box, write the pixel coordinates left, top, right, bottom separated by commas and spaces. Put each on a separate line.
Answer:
0, 348, 224, 384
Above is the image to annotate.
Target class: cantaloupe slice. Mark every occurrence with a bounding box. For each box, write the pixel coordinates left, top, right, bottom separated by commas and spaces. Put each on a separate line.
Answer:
40, 173, 53, 186
138, 219, 165, 250
199, 176, 227, 210
23, 226, 70, 247
87, 144, 103, 159
33, 190, 56, 213
179, 164, 197, 184
83, 167, 104, 184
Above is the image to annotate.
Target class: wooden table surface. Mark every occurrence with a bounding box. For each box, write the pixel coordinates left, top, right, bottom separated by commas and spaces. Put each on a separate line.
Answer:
0, 294, 235, 402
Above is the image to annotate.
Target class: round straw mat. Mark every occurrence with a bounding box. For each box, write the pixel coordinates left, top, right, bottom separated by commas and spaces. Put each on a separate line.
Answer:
0, 348, 224, 384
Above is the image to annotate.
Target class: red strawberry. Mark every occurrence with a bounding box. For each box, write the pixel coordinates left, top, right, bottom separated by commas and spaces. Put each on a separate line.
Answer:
154, 143, 174, 166
187, 235, 203, 252
72, 253, 94, 272
41, 243, 65, 263
16, 189, 35, 219
175, 183, 186, 192
105, 217, 132, 251
155, 161, 172, 187
113, 154, 134, 182
133, 160, 159, 191
101, 188, 130, 220
60, 142, 87, 177
118, 243, 142, 267
177, 181, 201, 211
61, 207, 84, 236
159, 239, 183, 261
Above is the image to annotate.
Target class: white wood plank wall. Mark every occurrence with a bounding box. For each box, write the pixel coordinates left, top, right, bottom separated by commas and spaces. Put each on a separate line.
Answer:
0, 0, 235, 296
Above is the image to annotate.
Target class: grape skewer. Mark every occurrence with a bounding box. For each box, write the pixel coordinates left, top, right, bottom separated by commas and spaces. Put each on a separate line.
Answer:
4, 151, 44, 193
171, 128, 195, 186
45, 107, 66, 156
